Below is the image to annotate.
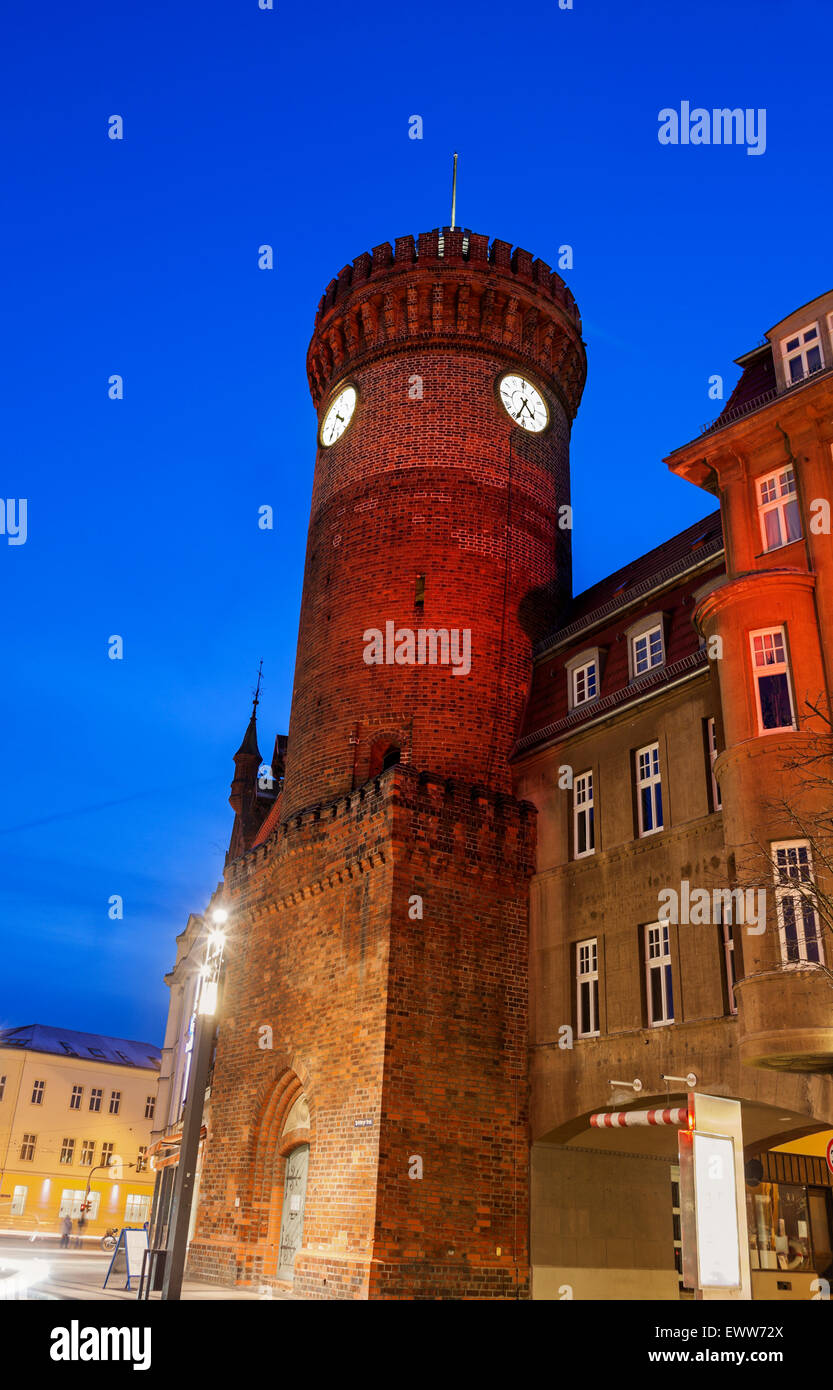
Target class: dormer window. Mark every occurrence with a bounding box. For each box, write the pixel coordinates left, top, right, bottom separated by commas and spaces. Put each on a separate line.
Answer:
782, 323, 824, 385
572, 660, 597, 706
757, 466, 801, 551
633, 626, 663, 674
565, 648, 603, 711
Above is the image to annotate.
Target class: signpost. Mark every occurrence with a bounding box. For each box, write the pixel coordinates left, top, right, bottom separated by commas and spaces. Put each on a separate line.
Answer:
103, 1226, 149, 1291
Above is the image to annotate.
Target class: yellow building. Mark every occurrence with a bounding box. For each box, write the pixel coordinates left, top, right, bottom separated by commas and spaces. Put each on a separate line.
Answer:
0, 1025, 160, 1241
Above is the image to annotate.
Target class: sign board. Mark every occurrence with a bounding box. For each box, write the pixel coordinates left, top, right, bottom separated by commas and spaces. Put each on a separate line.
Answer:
827, 1136, 833, 1176
103, 1226, 149, 1291
679, 1129, 741, 1290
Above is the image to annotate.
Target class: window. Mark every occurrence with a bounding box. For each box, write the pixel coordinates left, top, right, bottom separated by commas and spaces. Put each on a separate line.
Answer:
573, 771, 595, 858
101, 1142, 115, 1167
636, 743, 664, 836
70, 1084, 83, 1111
0, 1075, 5, 1101
576, 938, 600, 1037
20, 1134, 36, 1162
31, 1080, 44, 1105
670, 1166, 685, 1295
415, 574, 425, 608
144, 1096, 155, 1121
645, 922, 674, 1025
572, 660, 598, 707
124, 1193, 151, 1224
719, 906, 737, 1016
706, 717, 722, 811
58, 1041, 79, 1057
87, 1048, 106, 1060
89, 1088, 103, 1112
59, 1138, 76, 1165
11, 1186, 27, 1216
136, 1146, 148, 1174
80, 1140, 95, 1167
109, 1090, 121, 1115
750, 628, 795, 732
757, 466, 802, 552
782, 323, 824, 384
633, 625, 664, 675
60, 1190, 100, 1220
114, 1051, 130, 1064
773, 841, 825, 966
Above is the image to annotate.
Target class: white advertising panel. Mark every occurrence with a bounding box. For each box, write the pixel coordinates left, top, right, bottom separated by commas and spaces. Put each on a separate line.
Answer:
693, 1132, 740, 1288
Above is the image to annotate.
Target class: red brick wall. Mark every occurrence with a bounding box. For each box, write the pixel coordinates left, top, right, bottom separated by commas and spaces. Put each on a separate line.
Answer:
188, 767, 534, 1299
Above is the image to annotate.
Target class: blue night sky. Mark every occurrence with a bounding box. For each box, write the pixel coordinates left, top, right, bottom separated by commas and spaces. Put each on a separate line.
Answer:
2, 0, 831, 1044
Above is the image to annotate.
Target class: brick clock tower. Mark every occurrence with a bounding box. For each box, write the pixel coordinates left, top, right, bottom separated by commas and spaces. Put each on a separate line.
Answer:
187, 228, 586, 1299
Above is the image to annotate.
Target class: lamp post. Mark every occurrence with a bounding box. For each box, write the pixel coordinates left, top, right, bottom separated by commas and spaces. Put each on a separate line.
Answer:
160, 908, 227, 1300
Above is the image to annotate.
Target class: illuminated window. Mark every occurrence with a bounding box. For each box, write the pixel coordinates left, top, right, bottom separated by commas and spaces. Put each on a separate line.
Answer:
80, 1140, 95, 1167
60, 1190, 100, 1220
89, 1088, 103, 1112
109, 1091, 121, 1115
645, 922, 674, 1026
70, 1085, 83, 1111
59, 1138, 76, 1165
125, 1193, 150, 1223
782, 323, 824, 384
576, 938, 600, 1037
633, 626, 664, 676
573, 771, 595, 858
757, 466, 801, 552
773, 841, 824, 966
20, 1134, 36, 1162
636, 742, 663, 836
750, 628, 795, 732
31, 1080, 45, 1105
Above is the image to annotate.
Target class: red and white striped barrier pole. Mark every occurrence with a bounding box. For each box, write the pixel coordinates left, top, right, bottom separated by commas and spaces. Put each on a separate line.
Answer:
590, 1106, 689, 1129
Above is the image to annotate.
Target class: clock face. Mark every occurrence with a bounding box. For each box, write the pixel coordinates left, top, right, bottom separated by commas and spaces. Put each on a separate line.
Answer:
320, 385, 357, 446
498, 374, 549, 433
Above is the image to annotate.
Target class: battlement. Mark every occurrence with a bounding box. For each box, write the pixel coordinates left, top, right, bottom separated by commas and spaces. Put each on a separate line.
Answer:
307, 227, 586, 418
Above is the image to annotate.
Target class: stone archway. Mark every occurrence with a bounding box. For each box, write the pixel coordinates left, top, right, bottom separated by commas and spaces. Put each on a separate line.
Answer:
249, 1068, 313, 1284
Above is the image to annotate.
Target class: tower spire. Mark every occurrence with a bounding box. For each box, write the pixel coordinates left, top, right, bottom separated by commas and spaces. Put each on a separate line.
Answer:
450, 152, 458, 230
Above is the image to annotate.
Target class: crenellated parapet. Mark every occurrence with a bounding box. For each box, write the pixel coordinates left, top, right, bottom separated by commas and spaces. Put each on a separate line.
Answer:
307, 227, 586, 420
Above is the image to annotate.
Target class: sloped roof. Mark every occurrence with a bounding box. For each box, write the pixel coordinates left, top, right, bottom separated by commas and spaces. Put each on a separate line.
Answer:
0, 1024, 161, 1070
540, 509, 723, 648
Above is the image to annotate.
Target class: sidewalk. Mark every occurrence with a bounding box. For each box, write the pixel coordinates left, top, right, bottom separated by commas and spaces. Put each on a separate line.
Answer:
1, 1238, 298, 1301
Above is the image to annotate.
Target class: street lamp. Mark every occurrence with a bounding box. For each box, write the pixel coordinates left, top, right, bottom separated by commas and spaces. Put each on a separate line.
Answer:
160, 906, 228, 1300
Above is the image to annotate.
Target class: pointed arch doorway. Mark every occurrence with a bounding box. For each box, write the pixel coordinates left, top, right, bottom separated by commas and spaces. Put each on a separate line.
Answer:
277, 1142, 309, 1280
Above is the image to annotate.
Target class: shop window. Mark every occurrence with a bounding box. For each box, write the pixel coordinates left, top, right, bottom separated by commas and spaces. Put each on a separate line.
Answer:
11, 1186, 27, 1216
124, 1194, 150, 1223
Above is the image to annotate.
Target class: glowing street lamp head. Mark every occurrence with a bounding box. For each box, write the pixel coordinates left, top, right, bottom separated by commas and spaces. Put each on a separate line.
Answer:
211, 907, 229, 926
